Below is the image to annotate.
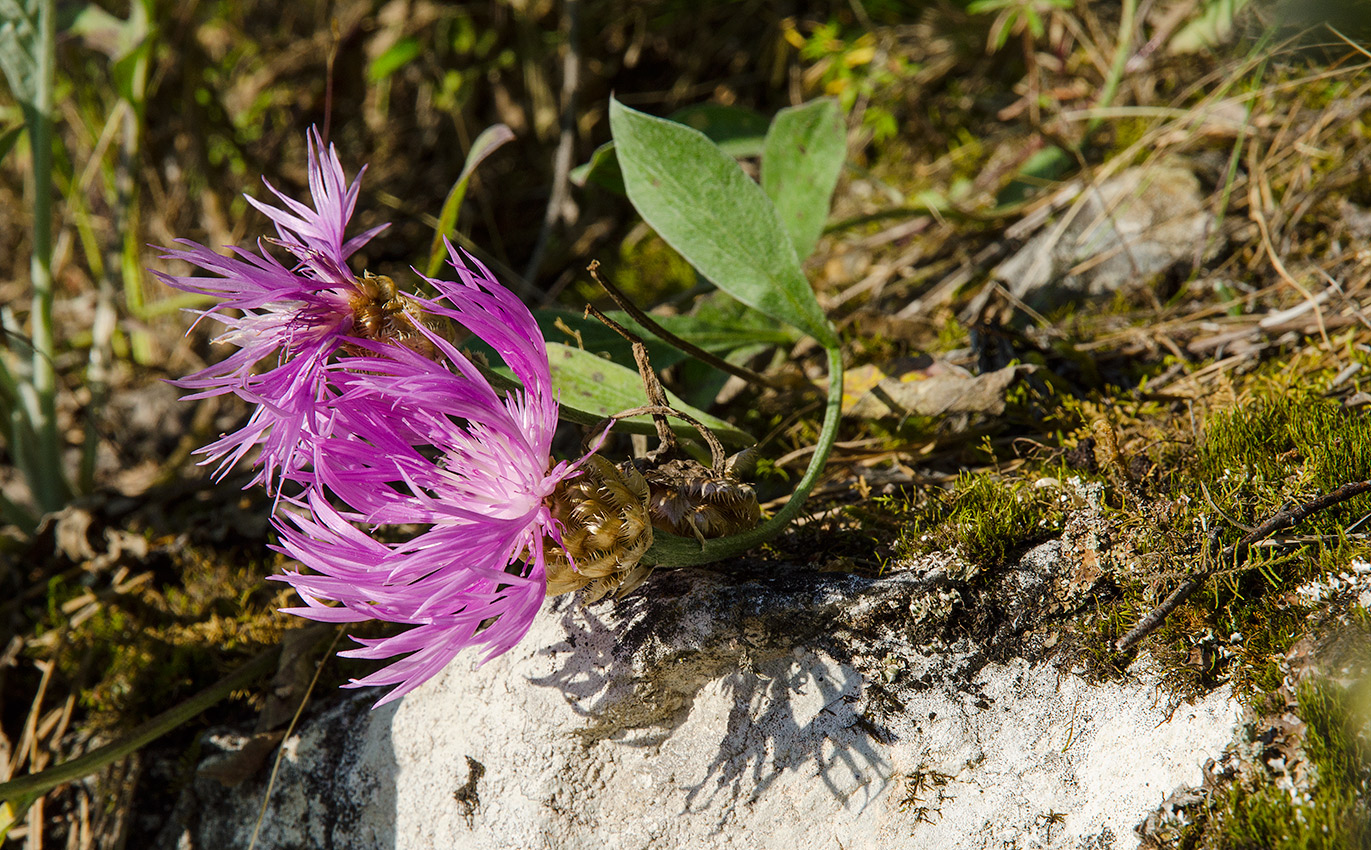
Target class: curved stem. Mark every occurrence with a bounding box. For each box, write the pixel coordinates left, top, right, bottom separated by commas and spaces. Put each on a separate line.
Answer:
644, 345, 844, 567
0, 644, 283, 809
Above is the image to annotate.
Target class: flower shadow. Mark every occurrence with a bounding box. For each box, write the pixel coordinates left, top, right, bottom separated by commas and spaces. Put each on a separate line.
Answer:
528, 564, 909, 808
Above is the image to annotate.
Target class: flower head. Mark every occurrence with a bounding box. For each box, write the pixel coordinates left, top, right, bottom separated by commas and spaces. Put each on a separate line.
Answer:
271, 249, 603, 705
155, 129, 439, 490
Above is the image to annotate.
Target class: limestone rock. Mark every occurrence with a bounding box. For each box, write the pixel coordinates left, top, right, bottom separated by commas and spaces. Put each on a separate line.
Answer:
993, 161, 1219, 311
157, 545, 1243, 850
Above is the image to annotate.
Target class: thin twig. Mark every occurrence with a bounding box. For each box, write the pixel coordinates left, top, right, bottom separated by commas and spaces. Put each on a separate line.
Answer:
584, 304, 675, 456
1116, 479, 1371, 653
596, 404, 727, 470
587, 261, 793, 393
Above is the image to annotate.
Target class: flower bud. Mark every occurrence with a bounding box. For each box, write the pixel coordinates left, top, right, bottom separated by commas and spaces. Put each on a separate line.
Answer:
546, 456, 655, 601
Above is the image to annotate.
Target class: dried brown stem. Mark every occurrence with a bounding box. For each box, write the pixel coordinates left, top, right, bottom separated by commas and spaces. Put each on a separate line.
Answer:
1115, 479, 1371, 653
587, 261, 791, 393
598, 404, 727, 470
584, 304, 675, 456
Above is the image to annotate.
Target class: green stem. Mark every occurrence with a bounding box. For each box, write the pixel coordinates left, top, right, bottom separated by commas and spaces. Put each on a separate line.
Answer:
1089, 0, 1137, 137
644, 344, 844, 566
22, 0, 69, 513
0, 645, 282, 808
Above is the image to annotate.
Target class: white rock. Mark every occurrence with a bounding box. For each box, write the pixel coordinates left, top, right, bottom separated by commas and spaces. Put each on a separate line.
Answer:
993, 160, 1219, 309
159, 557, 1243, 850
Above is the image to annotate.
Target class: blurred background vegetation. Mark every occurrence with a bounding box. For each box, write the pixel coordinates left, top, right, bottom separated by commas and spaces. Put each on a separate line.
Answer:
4, 0, 1371, 846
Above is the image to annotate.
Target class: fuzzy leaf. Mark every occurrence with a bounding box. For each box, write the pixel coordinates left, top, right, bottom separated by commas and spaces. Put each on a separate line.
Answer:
572, 103, 768, 193
533, 307, 797, 369
609, 98, 837, 348
545, 342, 752, 445
761, 97, 846, 260
570, 141, 625, 193
0, 0, 44, 108
668, 103, 770, 157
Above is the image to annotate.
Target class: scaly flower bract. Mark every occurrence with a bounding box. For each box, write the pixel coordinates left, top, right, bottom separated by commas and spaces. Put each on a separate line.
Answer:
155, 129, 389, 490
272, 249, 602, 706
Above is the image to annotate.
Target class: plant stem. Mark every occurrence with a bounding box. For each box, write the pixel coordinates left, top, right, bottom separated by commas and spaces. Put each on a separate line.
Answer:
1089, 0, 1137, 137
588, 261, 793, 393
0, 644, 282, 808
24, 0, 69, 513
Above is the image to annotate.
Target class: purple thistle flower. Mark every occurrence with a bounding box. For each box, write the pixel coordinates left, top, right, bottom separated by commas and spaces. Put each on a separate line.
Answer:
154, 129, 390, 490
271, 249, 603, 706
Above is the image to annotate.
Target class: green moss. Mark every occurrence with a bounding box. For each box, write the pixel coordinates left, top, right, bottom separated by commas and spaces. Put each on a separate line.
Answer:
900, 471, 1065, 565
934, 316, 970, 353
1197, 391, 1371, 525
1077, 377, 1371, 695
1107, 115, 1152, 158
27, 538, 289, 729
1202, 679, 1371, 850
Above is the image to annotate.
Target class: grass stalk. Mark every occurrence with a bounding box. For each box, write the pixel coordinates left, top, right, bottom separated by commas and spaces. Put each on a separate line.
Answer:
18, 0, 71, 516
1088, 0, 1137, 137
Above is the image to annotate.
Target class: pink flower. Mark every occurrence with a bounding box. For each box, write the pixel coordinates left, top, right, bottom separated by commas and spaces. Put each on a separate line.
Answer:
161, 130, 607, 705
155, 129, 391, 490
271, 249, 602, 706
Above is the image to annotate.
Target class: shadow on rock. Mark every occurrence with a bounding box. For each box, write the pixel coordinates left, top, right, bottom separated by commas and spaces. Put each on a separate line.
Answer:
529, 562, 930, 806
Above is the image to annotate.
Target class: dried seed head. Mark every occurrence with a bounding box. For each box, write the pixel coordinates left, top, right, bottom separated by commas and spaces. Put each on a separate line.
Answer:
641, 456, 761, 541
545, 456, 655, 601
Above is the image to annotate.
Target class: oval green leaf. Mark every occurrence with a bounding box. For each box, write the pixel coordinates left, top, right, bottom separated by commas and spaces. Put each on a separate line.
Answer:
761, 98, 846, 260
545, 342, 753, 446
608, 98, 838, 349
572, 104, 767, 194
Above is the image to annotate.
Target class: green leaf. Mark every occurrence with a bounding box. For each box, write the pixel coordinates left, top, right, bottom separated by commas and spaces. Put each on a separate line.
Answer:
668, 103, 769, 158
368, 36, 420, 82
424, 123, 514, 276
0, 122, 24, 165
572, 104, 768, 195
623, 311, 798, 353
531, 308, 794, 372
527, 309, 690, 370
544, 343, 752, 445
110, 36, 151, 104
0, 0, 46, 107
675, 341, 769, 410
569, 141, 625, 193
609, 98, 837, 348
1, 797, 23, 841
761, 97, 846, 260
68, 0, 150, 62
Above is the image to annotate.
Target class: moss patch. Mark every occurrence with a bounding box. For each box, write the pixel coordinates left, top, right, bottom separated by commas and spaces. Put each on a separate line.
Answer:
901, 471, 1067, 565
1159, 672, 1371, 850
